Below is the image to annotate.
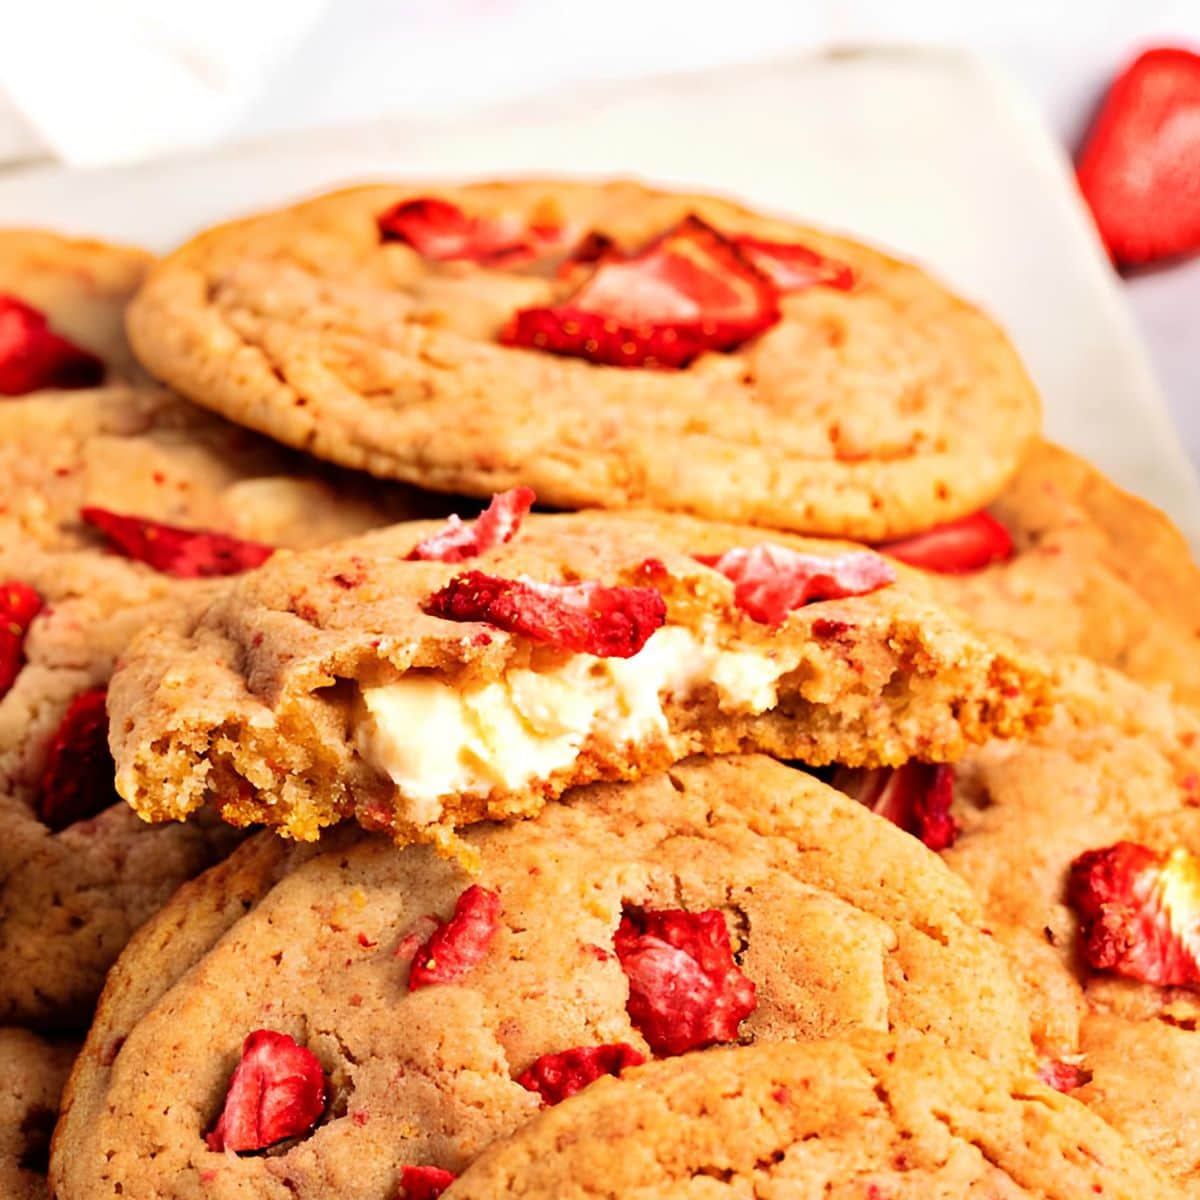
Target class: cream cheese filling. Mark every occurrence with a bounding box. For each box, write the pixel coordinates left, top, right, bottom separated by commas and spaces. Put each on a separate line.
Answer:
354, 625, 792, 825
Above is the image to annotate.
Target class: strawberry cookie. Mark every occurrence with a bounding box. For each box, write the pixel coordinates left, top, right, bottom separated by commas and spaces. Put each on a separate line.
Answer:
53, 755, 1036, 1199
104, 506, 1049, 844
126, 179, 1041, 540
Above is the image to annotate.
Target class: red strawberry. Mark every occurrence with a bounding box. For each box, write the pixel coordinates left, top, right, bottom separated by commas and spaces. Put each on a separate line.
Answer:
879, 511, 1014, 575
0, 580, 43, 699
398, 1166, 457, 1200
0, 294, 105, 395
1077, 47, 1200, 266
554, 230, 620, 280
206, 1030, 326, 1153
406, 486, 536, 563
696, 543, 895, 626
501, 215, 780, 369
408, 885, 502, 991
377, 196, 564, 266
423, 571, 666, 658
1068, 841, 1200, 987
1037, 1058, 1093, 1093
830, 762, 960, 852
516, 1043, 645, 1106
733, 235, 855, 292
614, 907, 757, 1057
81, 508, 274, 578
37, 688, 115, 831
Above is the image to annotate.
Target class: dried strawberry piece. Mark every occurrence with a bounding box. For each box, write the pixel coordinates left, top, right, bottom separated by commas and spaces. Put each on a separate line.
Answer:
406, 487, 536, 563
206, 1029, 326, 1153
0, 294, 104, 395
0, 580, 42, 699
408, 885, 502, 990
377, 196, 564, 266
733, 234, 855, 292
1068, 841, 1200, 987
36, 688, 116, 831
697, 543, 895, 625
879, 511, 1014, 574
1038, 1059, 1093, 1093
398, 1166, 457, 1200
830, 762, 960, 852
501, 215, 781, 369
516, 1043, 645, 1105
614, 907, 757, 1056
424, 571, 666, 658
80, 507, 274, 578
1076, 47, 1200, 266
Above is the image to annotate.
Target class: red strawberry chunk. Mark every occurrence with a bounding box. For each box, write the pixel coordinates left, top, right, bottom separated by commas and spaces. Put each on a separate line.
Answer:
1076, 47, 1200, 266
879, 511, 1013, 574
501, 215, 781, 369
697, 543, 895, 626
0, 580, 42, 699
1037, 1058, 1092, 1093
516, 1043, 645, 1105
1068, 841, 1200, 987
423, 571, 666, 658
830, 762, 960, 852
36, 688, 115, 831
554, 231, 619, 280
614, 907, 757, 1056
406, 487, 536, 563
733, 235, 855, 292
206, 1029, 326, 1153
377, 196, 564, 266
0, 294, 104, 395
408, 885, 502, 990
81, 507, 274, 578
398, 1166, 457, 1200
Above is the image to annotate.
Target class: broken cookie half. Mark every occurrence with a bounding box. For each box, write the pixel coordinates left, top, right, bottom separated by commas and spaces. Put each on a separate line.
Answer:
107, 499, 1050, 843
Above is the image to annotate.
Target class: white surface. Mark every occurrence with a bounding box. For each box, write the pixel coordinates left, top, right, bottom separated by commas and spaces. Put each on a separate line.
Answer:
0, 48, 1195, 543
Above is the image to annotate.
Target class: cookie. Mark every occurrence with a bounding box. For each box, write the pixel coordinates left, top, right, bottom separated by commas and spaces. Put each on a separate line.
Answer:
0, 1028, 77, 1200
125, 179, 1041, 540
53, 755, 1035, 1198
450, 1035, 1179, 1199
105, 508, 1050, 844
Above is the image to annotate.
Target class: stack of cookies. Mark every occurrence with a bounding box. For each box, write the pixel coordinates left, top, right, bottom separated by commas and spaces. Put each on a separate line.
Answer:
2, 181, 1198, 1200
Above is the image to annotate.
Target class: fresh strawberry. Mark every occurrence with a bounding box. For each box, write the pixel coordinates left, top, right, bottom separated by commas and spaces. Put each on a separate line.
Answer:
408, 885, 502, 990
502, 215, 780, 369
0, 294, 104, 395
398, 1166, 457, 1199
516, 1043, 645, 1105
377, 196, 564, 266
80, 508, 274, 578
1077, 47, 1200, 266
424, 571, 666, 658
0, 580, 43, 699
36, 688, 115, 831
879, 511, 1014, 574
206, 1030, 326, 1153
406, 487, 536, 563
554, 231, 620, 280
1068, 841, 1200, 987
1038, 1058, 1092, 1092
830, 762, 960, 852
614, 907, 757, 1056
696, 543, 895, 625
733, 235, 855, 292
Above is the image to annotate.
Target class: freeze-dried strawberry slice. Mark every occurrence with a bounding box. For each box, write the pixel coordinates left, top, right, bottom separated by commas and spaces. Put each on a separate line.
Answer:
697, 543, 895, 626
408, 885, 502, 990
1076, 47, 1200, 265
80, 507, 274, 578
1068, 841, 1200, 987
0, 294, 104, 395
206, 1029, 326, 1153
424, 571, 666, 658
830, 762, 960, 852
516, 1043, 645, 1105
36, 688, 115, 831
0, 580, 42, 699
502, 215, 780, 369
1038, 1059, 1092, 1093
879, 511, 1013, 574
733, 234, 855, 292
377, 196, 564, 266
614, 907, 757, 1056
407, 487, 536, 563
398, 1166, 456, 1200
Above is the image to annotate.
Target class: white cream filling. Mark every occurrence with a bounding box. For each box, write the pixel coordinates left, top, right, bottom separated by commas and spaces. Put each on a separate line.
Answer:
354, 625, 792, 824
